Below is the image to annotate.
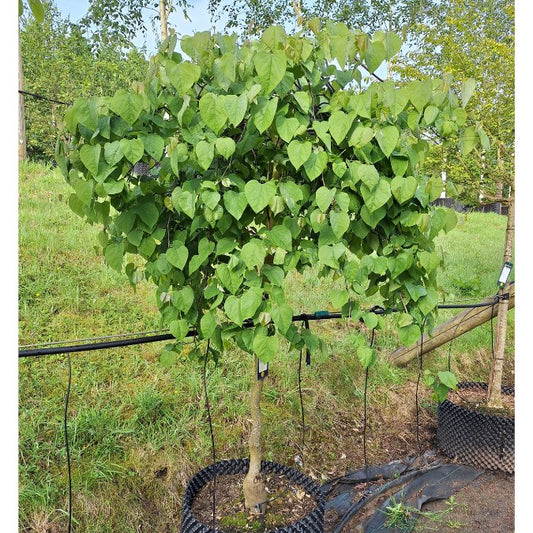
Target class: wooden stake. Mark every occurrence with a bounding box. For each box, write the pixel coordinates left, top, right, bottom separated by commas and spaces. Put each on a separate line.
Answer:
389, 284, 514, 366
487, 198, 515, 408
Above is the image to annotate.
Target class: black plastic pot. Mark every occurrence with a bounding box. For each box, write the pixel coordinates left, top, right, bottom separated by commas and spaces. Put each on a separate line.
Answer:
437, 382, 514, 473
180, 459, 326, 533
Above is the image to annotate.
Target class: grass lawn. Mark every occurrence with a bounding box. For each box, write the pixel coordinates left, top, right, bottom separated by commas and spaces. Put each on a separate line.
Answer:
18, 162, 514, 532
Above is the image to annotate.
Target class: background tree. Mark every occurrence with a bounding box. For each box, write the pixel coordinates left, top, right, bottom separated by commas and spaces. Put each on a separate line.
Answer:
399, 0, 514, 207
208, 0, 435, 50
397, 0, 514, 408
19, 0, 45, 162
80, 0, 191, 50
20, 1, 148, 160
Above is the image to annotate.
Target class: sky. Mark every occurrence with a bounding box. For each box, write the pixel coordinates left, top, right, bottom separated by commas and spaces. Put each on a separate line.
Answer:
54, 0, 226, 54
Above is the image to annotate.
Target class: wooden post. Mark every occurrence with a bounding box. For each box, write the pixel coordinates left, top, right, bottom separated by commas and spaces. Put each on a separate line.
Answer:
389, 283, 514, 366
18, 25, 27, 162
487, 198, 514, 408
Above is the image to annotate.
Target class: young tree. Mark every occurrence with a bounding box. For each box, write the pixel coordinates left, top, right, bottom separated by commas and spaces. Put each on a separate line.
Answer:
399, 0, 515, 408
57, 22, 473, 515
399, 0, 514, 206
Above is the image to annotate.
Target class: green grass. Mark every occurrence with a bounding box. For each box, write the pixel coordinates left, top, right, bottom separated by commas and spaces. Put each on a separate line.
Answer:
18, 162, 514, 532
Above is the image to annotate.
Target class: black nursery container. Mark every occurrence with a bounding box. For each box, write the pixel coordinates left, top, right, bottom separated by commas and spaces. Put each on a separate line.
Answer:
437, 382, 514, 474
180, 459, 326, 533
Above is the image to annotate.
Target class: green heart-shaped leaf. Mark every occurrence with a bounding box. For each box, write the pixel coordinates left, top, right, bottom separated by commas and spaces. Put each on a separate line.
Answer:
119, 138, 144, 164
316, 186, 335, 213
109, 89, 144, 125
376, 125, 399, 157
287, 140, 312, 170
199, 93, 227, 134
244, 180, 276, 213
80, 144, 101, 176
224, 94, 248, 126
195, 140, 215, 171
252, 331, 279, 363
391, 175, 418, 204
330, 211, 350, 238
303, 150, 328, 181
224, 191, 248, 220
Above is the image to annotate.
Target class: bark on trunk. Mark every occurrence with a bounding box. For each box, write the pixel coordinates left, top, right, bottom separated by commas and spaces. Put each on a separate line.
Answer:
487, 197, 514, 408
243, 357, 267, 515
159, 0, 169, 42
18, 26, 27, 162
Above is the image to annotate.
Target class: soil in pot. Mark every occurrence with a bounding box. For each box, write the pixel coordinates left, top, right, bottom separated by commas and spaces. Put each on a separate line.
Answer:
192, 473, 317, 532
447, 387, 514, 417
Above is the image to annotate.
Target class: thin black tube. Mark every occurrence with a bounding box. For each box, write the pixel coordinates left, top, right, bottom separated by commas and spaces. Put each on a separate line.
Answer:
18, 298, 504, 359
202, 340, 216, 528
298, 345, 305, 466
18, 89, 70, 106
64, 353, 72, 533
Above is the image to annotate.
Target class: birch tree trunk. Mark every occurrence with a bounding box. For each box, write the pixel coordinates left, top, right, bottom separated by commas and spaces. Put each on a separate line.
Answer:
159, 0, 170, 41
243, 357, 267, 514
487, 197, 514, 408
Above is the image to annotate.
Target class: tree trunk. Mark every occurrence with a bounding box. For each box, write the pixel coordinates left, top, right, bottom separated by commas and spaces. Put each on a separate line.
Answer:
18, 25, 27, 162
292, 0, 303, 28
243, 356, 267, 515
487, 197, 514, 408
159, 0, 170, 41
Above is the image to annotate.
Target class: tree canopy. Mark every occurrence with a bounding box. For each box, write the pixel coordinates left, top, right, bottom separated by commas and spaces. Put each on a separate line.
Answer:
58, 22, 474, 366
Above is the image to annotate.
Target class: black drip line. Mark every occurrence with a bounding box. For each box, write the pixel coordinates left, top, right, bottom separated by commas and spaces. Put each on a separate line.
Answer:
202, 340, 217, 529
64, 352, 72, 533
19, 89, 70, 106
18, 296, 505, 359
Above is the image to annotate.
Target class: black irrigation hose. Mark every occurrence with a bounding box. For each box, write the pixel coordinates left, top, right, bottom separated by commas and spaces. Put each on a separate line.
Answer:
18, 297, 505, 359
18, 332, 176, 358
18, 89, 70, 106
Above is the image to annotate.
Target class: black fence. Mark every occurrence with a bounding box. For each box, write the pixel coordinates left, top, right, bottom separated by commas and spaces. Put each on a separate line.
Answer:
431, 198, 509, 216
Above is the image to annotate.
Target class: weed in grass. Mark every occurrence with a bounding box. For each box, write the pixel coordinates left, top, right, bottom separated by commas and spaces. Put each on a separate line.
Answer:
386, 496, 461, 532
384, 498, 419, 531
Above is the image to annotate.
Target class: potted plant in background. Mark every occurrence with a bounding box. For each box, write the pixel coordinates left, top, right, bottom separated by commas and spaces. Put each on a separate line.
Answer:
434, 202, 514, 474
57, 19, 475, 531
